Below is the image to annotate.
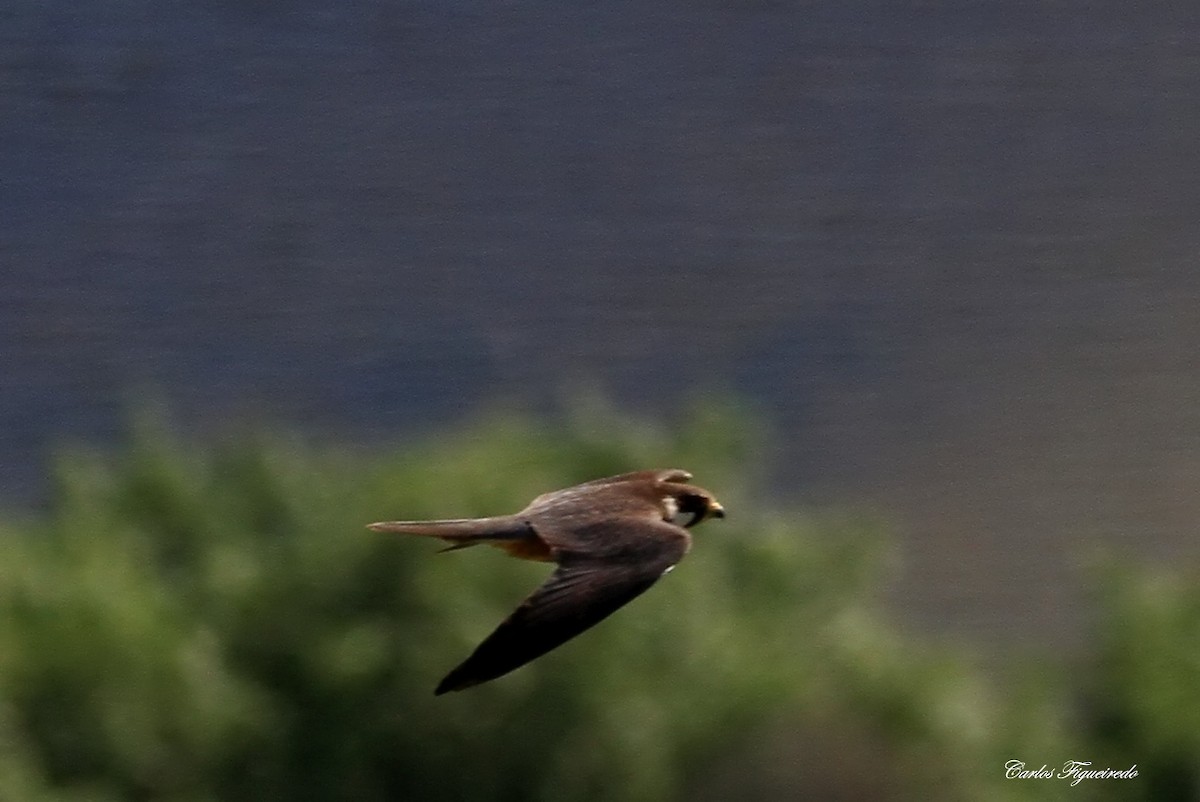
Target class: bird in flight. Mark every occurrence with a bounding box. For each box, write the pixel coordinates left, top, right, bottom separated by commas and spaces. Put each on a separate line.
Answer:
368, 469, 725, 694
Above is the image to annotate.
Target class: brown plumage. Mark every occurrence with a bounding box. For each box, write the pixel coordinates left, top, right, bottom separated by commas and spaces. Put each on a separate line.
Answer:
368, 469, 725, 694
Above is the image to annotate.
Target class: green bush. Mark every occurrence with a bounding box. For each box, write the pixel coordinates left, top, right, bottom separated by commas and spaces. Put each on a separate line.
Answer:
0, 403, 1192, 800
1084, 561, 1200, 801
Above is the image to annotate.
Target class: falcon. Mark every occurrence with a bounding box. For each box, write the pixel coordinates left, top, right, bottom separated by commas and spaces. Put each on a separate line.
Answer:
368, 469, 725, 694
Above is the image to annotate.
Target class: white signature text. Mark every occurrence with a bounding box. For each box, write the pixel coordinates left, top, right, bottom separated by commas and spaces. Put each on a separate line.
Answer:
1006, 760, 1138, 787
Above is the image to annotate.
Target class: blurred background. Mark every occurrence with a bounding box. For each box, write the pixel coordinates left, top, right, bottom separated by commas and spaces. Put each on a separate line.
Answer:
2, 1, 1199, 799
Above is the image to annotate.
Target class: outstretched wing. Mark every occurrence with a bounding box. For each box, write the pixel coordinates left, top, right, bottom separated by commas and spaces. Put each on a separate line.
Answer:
435, 519, 689, 694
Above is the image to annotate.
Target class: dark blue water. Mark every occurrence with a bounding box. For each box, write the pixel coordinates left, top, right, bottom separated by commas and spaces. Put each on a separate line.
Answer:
4, 0, 1200, 649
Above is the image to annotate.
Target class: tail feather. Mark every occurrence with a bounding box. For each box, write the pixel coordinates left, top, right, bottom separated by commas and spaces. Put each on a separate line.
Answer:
366, 515, 532, 550
436, 540, 481, 554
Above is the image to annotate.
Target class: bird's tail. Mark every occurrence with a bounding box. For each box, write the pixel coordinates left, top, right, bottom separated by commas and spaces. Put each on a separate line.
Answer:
366, 515, 533, 553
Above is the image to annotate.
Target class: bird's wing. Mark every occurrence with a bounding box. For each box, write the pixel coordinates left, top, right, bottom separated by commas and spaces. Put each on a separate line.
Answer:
573, 469, 693, 487
528, 469, 692, 507
435, 519, 689, 694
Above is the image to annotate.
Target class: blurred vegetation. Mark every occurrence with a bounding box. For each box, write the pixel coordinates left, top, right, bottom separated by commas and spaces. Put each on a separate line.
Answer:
0, 401, 1193, 801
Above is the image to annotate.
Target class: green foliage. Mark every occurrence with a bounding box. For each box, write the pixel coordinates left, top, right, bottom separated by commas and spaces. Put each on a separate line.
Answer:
0, 402, 1193, 800
1084, 561, 1200, 801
